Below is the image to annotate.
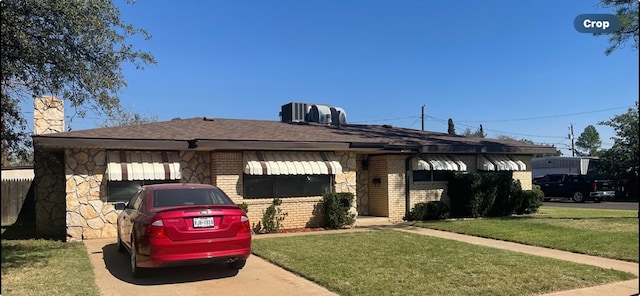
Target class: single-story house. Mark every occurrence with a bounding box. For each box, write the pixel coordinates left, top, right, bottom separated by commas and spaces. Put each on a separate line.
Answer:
31, 97, 556, 241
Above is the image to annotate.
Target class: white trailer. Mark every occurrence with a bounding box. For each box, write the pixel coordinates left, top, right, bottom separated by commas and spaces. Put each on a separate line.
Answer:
531, 156, 599, 177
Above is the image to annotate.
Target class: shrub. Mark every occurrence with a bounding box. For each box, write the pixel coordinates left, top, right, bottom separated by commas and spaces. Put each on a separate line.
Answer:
487, 172, 517, 217
406, 201, 450, 221
237, 202, 248, 214
425, 201, 450, 220
515, 185, 545, 214
405, 202, 429, 221
255, 198, 288, 233
322, 192, 356, 229
449, 171, 531, 218
448, 173, 482, 218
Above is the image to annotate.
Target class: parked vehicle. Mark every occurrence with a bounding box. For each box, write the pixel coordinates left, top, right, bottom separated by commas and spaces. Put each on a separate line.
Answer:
116, 183, 251, 278
533, 174, 615, 203
531, 156, 599, 177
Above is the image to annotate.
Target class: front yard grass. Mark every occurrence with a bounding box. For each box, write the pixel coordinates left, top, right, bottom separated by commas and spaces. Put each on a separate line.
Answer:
1, 222, 100, 296
252, 230, 635, 296
411, 206, 639, 262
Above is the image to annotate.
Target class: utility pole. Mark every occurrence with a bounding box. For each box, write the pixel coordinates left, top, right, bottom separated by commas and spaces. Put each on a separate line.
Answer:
569, 124, 575, 157
421, 105, 425, 131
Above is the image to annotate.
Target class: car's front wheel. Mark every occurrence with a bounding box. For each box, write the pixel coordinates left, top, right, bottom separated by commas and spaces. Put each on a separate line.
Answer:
572, 191, 585, 203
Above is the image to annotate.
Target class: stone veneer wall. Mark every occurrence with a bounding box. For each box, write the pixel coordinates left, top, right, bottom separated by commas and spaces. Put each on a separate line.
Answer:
355, 154, 369, 215
212, 151, 357, 229
33, 96, 67, 239
60, 148, 211, 241
34, 96, 64, 135
180, 151, 212, 184
34, 149, 66, 239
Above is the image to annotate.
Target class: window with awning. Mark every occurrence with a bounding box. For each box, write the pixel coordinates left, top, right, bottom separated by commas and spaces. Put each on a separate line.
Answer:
106, 151, 181, 181
244, 151, 342, 175
415, 155, 467, 171
477, 155, 527, 171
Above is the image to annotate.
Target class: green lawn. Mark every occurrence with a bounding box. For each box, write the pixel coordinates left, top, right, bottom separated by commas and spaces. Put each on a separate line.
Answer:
1, 222, 100, 296
252, 230, 636, 296
411, 206, 639, 262
1, 206, 637, 296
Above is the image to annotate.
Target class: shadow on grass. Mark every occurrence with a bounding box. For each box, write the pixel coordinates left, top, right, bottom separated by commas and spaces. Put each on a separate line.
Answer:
1, 220, 74, 272
1, 221, 36, 240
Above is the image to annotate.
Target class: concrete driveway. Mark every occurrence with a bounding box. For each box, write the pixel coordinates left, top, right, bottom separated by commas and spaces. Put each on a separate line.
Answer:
84, 238, 337, 296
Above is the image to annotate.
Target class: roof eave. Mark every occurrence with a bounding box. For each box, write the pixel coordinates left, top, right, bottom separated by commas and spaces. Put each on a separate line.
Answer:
192, 140, 350, 151
33, 137, 187, 150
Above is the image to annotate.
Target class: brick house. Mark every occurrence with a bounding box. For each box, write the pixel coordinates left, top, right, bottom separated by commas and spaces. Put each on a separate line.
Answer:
31, 98, 556, 241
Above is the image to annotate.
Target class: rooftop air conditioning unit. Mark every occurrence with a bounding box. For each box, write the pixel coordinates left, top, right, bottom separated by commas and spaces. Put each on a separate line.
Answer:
330, 107, 347, 125
308, 104, 332, 124
280, 102, 310, 123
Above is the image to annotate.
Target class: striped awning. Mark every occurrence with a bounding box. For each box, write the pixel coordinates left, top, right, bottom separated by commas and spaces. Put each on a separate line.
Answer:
244, 151, 342, 175
415, 155, 467, 171
478, 155, 527, 171
107, 151, 181, 181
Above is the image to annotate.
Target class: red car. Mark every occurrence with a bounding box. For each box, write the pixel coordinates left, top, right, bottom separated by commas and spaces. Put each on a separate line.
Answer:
116, 183, 251, 277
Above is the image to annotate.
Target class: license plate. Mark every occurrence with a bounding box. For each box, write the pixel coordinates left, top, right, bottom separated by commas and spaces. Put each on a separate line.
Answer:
193, 217, 214, 228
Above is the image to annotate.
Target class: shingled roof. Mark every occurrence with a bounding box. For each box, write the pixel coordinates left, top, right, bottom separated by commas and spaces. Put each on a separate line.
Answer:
32, 117, 557, 155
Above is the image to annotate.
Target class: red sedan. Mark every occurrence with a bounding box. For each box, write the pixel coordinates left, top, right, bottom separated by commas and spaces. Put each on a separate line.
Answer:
116, 183, 251, 278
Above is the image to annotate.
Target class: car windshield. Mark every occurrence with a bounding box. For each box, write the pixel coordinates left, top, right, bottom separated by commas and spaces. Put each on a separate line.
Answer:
153, 188, 234, 207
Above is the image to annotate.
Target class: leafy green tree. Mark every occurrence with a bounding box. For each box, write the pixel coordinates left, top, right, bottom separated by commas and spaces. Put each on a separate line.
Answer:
596, 0, 639, 55
447, 118, 456, 135
597, 102, 639, 198
1, 0, 156, 166
101, 105, 159, 128
575, 125, 602, 156
462, 124, 486, 138
496, 135, 562, 156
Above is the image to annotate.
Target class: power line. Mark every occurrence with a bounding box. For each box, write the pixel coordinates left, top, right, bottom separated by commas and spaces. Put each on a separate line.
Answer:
351, 116, 419, 124
455, 106, 631, 123
427, 116, 567, 139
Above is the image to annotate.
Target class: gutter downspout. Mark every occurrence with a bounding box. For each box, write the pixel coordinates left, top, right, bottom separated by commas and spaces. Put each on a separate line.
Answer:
405, 152, 421, 219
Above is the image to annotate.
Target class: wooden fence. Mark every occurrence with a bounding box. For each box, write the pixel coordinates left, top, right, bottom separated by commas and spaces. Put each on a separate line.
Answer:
1, 178, 34, 225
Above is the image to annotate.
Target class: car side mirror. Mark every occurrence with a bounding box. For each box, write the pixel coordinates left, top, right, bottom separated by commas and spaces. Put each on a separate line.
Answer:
114, 202, 126, 211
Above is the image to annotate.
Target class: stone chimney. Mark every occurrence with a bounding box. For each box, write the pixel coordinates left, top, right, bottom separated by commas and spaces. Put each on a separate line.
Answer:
34, 96, 64, 135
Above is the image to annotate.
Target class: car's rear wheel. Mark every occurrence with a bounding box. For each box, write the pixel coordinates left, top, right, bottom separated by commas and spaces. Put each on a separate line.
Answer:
130, 237, 145, 278
227, 258, 246, 270
572, 191, 585, 203
117, 226, 125, 253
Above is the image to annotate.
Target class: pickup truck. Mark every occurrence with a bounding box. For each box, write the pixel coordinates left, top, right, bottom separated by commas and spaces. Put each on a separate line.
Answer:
532, 174, 615, 202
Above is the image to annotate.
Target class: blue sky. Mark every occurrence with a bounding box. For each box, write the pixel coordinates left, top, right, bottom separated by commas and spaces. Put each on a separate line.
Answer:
39, 0, 640, 153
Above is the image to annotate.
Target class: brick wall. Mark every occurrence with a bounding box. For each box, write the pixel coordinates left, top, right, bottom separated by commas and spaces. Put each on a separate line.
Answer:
211, 151, 356, 229
242, 197, 324, 229
367, 156, 388, 217
212, 152, 243, 200
409, 181, 448, 210
386, 155, 407, 222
